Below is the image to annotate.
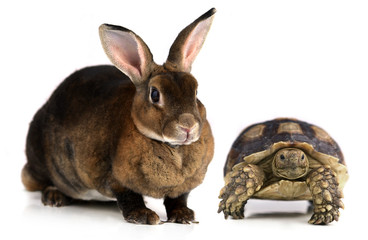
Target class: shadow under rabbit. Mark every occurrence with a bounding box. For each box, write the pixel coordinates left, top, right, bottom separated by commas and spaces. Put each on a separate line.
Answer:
22, 191, 171, 222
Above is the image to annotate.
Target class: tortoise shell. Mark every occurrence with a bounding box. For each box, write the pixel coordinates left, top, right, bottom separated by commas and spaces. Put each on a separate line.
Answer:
224, 118, 348, 196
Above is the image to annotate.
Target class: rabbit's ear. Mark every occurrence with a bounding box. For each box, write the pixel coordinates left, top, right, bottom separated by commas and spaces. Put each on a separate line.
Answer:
165, 8, 216, 73
99, 24, 154, 85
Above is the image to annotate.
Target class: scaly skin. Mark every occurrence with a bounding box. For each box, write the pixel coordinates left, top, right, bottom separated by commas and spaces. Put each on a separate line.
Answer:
306, 165, 344, 225
218, 163, 265, 219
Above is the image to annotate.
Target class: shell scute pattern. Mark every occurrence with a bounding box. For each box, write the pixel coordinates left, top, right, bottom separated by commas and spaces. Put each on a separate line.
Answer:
226, 118, 345, 174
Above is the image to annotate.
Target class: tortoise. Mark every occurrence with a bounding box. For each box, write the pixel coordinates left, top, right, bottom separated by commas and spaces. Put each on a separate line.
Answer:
218, 118, 348, 224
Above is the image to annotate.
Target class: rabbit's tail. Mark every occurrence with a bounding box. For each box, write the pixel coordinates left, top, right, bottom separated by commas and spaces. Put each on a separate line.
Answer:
21, 164, 47, 191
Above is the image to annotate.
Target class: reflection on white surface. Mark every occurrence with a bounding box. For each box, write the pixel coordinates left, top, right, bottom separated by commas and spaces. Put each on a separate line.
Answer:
244, 199, 310, 218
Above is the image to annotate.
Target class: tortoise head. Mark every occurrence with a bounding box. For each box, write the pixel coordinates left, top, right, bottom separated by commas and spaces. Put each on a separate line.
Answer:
272, 148, 309, 180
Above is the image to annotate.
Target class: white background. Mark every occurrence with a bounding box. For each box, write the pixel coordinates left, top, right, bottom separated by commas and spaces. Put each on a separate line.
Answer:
1, 0, 367, 239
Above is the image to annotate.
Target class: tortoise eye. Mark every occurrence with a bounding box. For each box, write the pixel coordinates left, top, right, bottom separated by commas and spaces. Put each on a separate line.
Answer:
280, 154, 285, 160
150, 87, 160, 104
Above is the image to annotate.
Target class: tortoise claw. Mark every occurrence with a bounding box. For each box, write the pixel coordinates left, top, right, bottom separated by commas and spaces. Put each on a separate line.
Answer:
218, 163, 264, 219
308, 210, 340, 225
307, 166, 343, 225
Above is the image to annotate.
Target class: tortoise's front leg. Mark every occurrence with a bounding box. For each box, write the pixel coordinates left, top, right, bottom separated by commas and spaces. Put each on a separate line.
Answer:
218, 163, 265, 219
306, 165, 344, 225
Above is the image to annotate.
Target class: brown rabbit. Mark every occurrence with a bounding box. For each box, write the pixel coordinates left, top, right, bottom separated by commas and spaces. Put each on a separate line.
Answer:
22, 8, 215, 224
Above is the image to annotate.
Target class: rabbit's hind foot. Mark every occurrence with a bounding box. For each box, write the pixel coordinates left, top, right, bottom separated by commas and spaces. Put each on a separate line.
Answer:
41, 186, 74, 207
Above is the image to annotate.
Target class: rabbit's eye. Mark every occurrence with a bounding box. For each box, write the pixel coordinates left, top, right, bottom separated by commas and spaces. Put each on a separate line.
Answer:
150, 87, 160, 103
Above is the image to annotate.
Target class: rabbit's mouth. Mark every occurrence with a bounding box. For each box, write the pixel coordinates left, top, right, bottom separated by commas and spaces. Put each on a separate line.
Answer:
163, 123, 201, 146
164, 137, 198, 146
161, 113, 202, 146
181, 125, 201, 145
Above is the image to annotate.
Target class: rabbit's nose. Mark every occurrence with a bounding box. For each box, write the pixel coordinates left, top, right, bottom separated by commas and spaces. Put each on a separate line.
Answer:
179, 125, 198, 136
178, 113, 198, 129
180, 127, 191, 134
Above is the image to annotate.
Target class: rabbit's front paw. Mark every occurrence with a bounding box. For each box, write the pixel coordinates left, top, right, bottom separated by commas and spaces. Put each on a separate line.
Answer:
124, 208, 161, 225
167, 206, 195, 224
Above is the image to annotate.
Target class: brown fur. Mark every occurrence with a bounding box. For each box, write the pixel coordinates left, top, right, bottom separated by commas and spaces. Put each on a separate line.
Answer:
22, 8, 216, 224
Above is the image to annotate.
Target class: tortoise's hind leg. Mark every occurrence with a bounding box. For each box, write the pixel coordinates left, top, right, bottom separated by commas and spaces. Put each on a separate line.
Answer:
218, 163, 265, 219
